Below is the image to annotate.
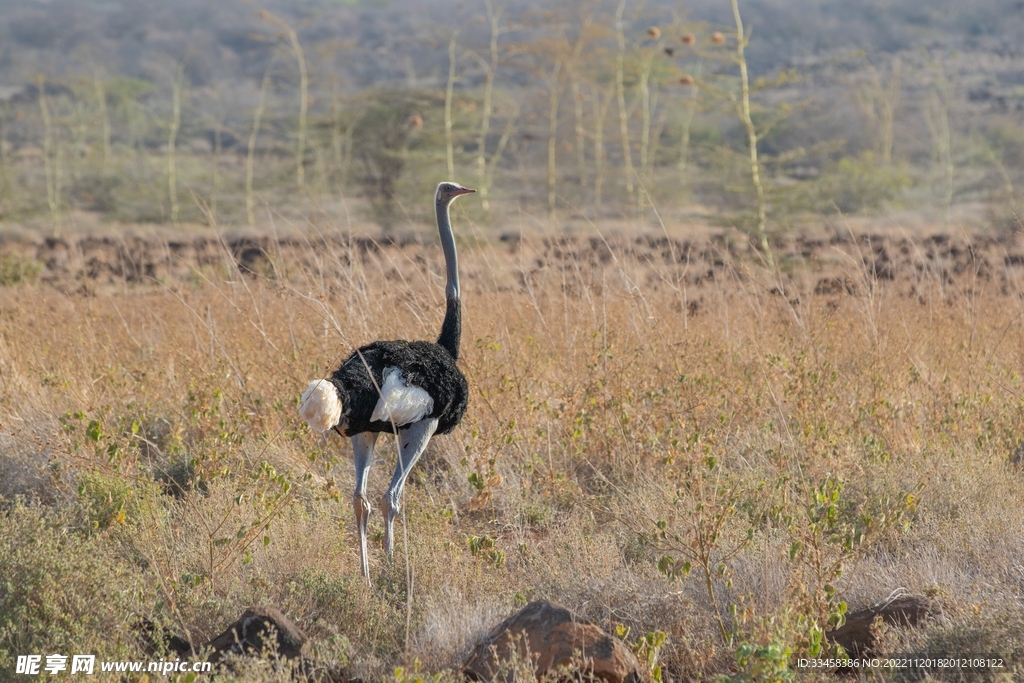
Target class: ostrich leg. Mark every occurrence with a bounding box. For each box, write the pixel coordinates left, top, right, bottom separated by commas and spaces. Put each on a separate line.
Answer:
382, 418, 439, 557
351, 432, 378, 581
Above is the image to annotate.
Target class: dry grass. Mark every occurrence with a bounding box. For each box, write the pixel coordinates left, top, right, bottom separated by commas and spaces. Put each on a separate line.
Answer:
2, 221, 1024, 681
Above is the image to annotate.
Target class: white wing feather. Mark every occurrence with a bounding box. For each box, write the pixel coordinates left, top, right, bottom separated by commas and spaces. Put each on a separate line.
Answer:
371, 367, 434, 426
300, 379, 343, 433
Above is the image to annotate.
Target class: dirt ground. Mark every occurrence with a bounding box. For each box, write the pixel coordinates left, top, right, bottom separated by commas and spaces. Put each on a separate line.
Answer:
3, 218, 1023, 300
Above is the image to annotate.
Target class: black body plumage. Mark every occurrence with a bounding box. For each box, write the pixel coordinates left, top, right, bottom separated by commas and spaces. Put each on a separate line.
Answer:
330, 336, 468, 436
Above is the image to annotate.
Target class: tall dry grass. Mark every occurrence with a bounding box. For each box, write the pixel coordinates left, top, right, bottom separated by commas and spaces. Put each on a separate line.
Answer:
1, 223, 1024, 680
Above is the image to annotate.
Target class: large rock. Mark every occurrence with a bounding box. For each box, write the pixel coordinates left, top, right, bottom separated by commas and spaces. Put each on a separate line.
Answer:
829, 593, 935, 658
463, 601, 644, 683
135, 607, 349, 681
207, 606, 308, 662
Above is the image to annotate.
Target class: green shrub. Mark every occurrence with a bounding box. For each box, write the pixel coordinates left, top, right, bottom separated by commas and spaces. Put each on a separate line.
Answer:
76, 469, 161, 529
0, 503, 150, 671
815, 152, 912, 213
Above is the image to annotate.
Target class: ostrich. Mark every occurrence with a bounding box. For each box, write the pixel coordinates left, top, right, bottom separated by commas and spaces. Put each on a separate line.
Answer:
299, 181, 474, 580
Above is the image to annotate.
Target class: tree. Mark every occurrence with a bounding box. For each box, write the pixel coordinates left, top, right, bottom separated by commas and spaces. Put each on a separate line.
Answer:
259, 10, 309, 195
350, 90, 441, 230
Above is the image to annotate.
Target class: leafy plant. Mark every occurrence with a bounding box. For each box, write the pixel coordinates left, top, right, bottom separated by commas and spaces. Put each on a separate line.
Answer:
468, 534, 505, 568
650, 455, 751, 643
616, 624, 668, 683
76, 470, 160, 530
721, 638, 793, 683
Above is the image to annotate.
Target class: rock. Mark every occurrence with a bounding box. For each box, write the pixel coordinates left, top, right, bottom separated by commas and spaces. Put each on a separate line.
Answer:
828, 593, 935, 658
207, 606, 308, 662
1011, 442, 1024, 468
135, 607, 351, 681
136, 617, 195, 658
463, 600, 644, 683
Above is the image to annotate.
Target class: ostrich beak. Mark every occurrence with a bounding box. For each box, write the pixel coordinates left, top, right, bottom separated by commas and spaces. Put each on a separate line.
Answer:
452, 187, 476, 196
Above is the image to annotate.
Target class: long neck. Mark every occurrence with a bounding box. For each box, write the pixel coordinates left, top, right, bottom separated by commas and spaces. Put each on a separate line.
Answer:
436, 197, 461, 360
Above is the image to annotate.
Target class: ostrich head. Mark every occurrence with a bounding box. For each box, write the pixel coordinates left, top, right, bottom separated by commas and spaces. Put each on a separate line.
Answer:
436, 182, 476, 205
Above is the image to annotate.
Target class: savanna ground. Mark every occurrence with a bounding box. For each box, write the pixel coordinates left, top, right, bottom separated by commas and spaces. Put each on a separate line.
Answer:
2, 212, 1024, 682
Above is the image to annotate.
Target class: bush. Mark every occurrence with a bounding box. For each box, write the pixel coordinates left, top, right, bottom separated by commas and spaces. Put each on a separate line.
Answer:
69, 173, 121, 213
348, 89, 444, 230
76, 469, 161, 529
814, 152, 912, 213
0, 503, 151, 671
